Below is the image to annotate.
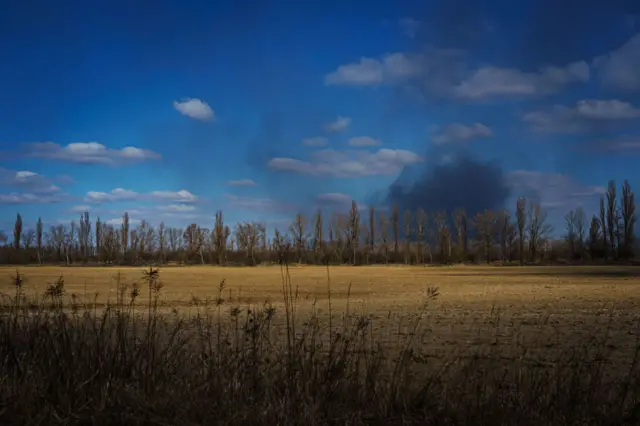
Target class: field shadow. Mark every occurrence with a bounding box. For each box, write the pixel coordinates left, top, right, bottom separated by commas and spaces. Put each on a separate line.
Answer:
442, 269, 640, 278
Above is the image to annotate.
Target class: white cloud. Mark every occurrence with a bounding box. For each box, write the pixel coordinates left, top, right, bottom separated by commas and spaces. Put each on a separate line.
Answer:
324, 49, 587, 100
0, 193, 66, 205
325, 116, 351, 132
324, 52, 425, 86
399, 18, 421, 38
302, 137, 328, 147
507, 170, 605, 210
430, 122, 493, 145
227, 179, 257, 187
149, 190, 198, 203
348, 136, 382, 147
173, 98, 215, 121
70, 205, 92, 213
0, 168, 61, 193
86, 188, 139, 203
26, 142, 161, 165
588, 138, 640, 154
454, 61, 589, 100
156, 204, 197, 212
85, 188, 198, 204
573, 99, 640, 119
593, 34, 640, 92
524, 99, 640, 133
268, 148, 423, 178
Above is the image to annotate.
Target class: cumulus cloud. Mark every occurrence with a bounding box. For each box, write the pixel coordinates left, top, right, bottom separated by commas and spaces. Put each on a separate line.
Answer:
324, 49, 589, 101
26, 142, 161, 165
454, 61, 590, 100
173, 98, 215, 121
156, 204, 197, 212
398, 18, 421, 38
150, 190, 198, 203
587, 138, 640, 154
70, 205, 92, 213
227, 179, 257, 187
0, 168, 61, 193
507, 170, 605, 210
593, 34, 640, 92
268, 148, 422, 178
0, 193, 66, 205
324, 53, 426, 86
324, 116, 351, 132
302, 137, 328, 147
0, 168, 69, 204
348, 136, 382, 147
85, 188, 198, 203
430, 123, 493, 145
523, 99, 640, 133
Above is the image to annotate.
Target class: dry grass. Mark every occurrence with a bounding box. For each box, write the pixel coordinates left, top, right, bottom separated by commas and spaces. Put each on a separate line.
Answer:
1, 264, 640, 425
3, 265, 640, 362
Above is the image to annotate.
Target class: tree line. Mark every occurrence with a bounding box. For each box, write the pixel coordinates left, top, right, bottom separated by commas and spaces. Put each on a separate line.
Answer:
0, 180, 636, 266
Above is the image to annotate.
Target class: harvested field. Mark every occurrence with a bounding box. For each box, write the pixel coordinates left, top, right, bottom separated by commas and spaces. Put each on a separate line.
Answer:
3, 264, 640, 425
3, 265, 640, 371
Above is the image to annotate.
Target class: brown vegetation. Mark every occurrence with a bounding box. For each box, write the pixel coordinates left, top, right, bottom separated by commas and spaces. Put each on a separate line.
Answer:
1, 264, 640, 425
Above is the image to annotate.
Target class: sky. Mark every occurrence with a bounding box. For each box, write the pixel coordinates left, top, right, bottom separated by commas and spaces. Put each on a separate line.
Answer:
1, 0, 639, 235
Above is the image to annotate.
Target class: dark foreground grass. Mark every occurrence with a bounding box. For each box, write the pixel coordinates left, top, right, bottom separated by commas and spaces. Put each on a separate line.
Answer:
1, 266, 640, 426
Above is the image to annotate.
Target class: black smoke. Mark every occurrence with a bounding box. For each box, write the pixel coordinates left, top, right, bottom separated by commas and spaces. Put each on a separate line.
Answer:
379, 150, 511, 217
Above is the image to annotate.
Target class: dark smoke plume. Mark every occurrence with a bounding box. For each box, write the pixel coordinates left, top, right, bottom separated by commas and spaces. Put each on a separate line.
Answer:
378, 150, 511, 217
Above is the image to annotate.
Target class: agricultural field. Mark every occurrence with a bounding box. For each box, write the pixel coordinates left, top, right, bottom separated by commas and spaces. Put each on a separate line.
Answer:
3, 264, 640, 372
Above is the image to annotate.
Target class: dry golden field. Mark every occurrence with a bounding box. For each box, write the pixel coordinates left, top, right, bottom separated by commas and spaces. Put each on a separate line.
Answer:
3, 264, 640, 372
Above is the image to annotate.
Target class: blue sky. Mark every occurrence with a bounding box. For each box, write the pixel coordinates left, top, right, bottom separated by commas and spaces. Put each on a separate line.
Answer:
1, 0, 639, 233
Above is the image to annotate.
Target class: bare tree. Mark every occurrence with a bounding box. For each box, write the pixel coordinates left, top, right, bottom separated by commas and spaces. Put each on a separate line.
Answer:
79, 211, 91, 262
378, 210, 389, 264
95, 217, 102, 261
313, 209, 324, 254
565, 209, 578, 260
574, 207, 586, 259
63, 222, 77, 265
392, 204, 399, 254
36, 217, 43, 264
121, 212, 130, 261
13, 213, 22, 251
434, 211, 450, 264
183, 224, 203, 263
213, 211, 227, 265
527, 203, 552, 262
599, 196, 607, 260
588, 215, 602, 259
234, 223, 254, 264
474, 210, 496, 263
505, 219, 517, 262
368, 206, 375, 253
453, 208, 468, 262
515, 197, 527, 265
290, 213, 307, 264
415, 208, 427, 264
606, 180, 619, 259
620, 180, 636, 259
498, 210, 511, 262
21, 229, 35, 250
349, 201, 361, 265
403, 209, 412, 264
